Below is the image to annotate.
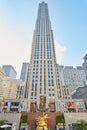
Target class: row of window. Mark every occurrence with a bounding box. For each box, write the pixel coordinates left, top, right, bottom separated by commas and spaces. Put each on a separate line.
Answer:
34, 56, 52, 59
31, 92, 55, 97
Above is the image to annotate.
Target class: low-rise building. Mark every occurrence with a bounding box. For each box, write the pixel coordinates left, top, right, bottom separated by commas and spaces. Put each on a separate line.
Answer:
2, 65, 17, 79
83, 53, 87, 79
72, 87, 87, 109
1, 77, 17, 99
13, 79, 25, 99
64, 112, 87, 130
0, 67, 5, 100
59, 66, 84, 99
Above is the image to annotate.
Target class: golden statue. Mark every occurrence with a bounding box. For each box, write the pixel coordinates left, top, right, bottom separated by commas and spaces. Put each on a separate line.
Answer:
36, 113, 48, 130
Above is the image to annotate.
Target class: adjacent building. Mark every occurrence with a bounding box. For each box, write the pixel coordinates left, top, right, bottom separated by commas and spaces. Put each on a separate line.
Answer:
72, 86, 87, 109
83, 53, 87, 79
59, 66, 84, 98
20, 63, 29, 82
14, 79, 25, 99
26, 2, 61, 112
56, 64, 64, 99
59, 65, 70, 99
1, 77, 17, 99
0, 67, 17, 100
0, 67, 5, 100
0, 67, 5, 87
2, 65, 17, 79
76, 66, 87, 86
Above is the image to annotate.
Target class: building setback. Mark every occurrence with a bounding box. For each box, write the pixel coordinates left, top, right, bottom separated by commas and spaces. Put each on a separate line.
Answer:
26, 2, 61, 112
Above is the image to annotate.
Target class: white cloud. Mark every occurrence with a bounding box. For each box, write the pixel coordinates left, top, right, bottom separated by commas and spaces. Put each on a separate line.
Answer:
0, 12, 32, 78
0, 12, 66, 78
54, 40, 67, 64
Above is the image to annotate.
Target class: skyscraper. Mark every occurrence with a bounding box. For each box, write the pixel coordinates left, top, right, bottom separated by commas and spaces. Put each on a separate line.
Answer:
2, 65, 17, 79
63, 66, 84, 95
76, 66, 87, 86
26, 2, 61, 112
20, 63, 29, 81
83, 54, 87, 79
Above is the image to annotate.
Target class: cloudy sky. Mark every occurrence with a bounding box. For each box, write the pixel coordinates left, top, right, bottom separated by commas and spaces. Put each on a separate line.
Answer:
0, 0, 87, 78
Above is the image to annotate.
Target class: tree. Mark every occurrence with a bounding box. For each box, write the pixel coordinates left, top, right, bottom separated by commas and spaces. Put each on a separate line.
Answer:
74, 120, 87, 130
21, 115, 28, 124
0, 120, 5, 126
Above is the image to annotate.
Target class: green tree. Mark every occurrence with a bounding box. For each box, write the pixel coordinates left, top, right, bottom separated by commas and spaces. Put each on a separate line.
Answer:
74, 120, 87, 130
21, 115, 28, 123
0, 120, 5, 126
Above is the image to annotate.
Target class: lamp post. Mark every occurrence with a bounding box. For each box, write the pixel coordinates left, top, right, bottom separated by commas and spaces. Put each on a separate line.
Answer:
62, 118, 65, 130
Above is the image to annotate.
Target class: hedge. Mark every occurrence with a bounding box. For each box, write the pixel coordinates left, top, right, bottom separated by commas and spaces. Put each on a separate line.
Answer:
0, 120, 5, 126
56, 115, 65, 123
21, 115, 28, 123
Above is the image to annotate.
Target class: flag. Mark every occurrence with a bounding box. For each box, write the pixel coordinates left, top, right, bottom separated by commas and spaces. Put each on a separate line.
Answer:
19, 102, 23, 108
8, 102, 12, 108
8, 102, 10, 107
1, 102, 4, 106
10, 102, 12, 108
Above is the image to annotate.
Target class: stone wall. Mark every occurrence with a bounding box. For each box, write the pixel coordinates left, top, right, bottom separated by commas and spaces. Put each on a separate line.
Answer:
64, 112, 87, 130
21, 112, 63, 129
0, 113, 21, 130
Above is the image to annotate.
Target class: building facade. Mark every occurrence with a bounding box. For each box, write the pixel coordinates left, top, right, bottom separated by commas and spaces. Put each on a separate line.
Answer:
26, 2, 61, 112
83, 54, 87, 79
1, 77, 17, 99
0, 67, 5, 100
59, 65, 70, 99
2, 65, 17, 79
0, 67, 17, 100
0, 67, 5, 87
76, 66, 87, 86
20, 63, 29, 82
59, 66, 84, 98
72, 86, 87, 109
14, 79, 25, 99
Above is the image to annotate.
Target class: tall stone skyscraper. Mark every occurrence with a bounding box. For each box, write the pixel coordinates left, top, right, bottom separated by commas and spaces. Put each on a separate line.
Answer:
26, 2, 61, 112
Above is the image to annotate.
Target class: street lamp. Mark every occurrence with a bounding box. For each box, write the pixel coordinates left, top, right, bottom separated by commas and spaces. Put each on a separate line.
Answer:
62, 118, 65, 130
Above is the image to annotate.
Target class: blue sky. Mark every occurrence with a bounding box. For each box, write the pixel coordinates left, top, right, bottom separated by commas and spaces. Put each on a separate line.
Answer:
0, 0, 87, 78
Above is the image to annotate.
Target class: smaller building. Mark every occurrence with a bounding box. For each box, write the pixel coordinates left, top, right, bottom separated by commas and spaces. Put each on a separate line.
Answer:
76, 66, 87, 86
72, 87, 87, 109
0, 67, 5, 99
63, 66, 84, 96
13, 79, 25, 99
83, 53, 87, 79
1, 77, 17, 100
59, 65, 84, 99
64, 112, 87, 130
20, 63, 29, 82
0, 113, 21, 130
2, 65, 17, 79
